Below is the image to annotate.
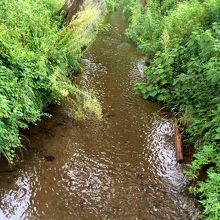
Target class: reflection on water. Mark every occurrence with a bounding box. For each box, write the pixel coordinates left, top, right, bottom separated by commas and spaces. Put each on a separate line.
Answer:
0, 174, 31, 219
145, 117, 186, 184
0, 11, 198, 220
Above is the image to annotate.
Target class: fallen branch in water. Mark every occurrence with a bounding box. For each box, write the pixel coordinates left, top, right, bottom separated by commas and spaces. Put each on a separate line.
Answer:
175, 119, 183, 163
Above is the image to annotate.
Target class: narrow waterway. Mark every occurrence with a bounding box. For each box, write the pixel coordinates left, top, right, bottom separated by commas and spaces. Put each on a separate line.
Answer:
0, 11, 198, 220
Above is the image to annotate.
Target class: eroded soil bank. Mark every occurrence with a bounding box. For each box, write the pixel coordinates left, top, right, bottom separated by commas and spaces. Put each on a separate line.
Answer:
0, 11, 198, 220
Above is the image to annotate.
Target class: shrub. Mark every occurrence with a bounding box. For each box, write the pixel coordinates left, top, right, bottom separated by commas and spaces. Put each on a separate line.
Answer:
104, 0, 118, 12
0, 0, 102, 161
123, 0, 220, 218
124, 0, 163, 57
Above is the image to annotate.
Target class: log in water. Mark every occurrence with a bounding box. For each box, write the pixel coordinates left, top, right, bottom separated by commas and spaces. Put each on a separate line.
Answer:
175, 119, 184, 163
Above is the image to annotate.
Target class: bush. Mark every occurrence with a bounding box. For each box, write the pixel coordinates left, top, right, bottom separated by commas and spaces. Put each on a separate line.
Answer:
124, 0, 163, 57
0, 0, 102, 161
104, 0, 118, 12
123, 0, 220, 219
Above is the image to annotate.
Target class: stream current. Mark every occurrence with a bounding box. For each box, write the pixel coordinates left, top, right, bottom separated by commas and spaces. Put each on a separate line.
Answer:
0, 11, 198, 220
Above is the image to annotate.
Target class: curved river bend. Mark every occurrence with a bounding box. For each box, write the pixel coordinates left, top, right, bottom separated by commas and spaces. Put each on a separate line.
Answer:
0, 11, 198, 220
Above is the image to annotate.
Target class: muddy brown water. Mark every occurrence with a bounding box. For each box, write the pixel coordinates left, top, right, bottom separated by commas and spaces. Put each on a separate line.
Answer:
0, 11, 198, 220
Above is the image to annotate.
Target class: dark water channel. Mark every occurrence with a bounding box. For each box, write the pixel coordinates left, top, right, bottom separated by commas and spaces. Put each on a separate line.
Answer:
0, 11, 198, 220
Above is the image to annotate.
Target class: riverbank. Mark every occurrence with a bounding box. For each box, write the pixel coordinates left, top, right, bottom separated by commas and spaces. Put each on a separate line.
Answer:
122, 1, 220, 219
0, 0, 105, 162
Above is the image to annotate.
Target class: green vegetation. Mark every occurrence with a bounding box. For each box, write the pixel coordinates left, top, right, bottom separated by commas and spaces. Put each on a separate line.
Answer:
0, 0, 102, 162
123, 0, 220, 219
105, 0, 118, 11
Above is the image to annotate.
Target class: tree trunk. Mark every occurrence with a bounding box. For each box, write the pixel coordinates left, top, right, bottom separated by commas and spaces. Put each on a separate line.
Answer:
62, 0, 84, 25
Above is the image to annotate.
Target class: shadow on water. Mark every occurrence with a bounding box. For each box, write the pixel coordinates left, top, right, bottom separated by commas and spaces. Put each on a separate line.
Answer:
0, 11, 198, 220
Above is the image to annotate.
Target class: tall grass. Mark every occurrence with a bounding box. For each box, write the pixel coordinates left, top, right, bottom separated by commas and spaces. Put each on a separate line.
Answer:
0, 0, 102, 162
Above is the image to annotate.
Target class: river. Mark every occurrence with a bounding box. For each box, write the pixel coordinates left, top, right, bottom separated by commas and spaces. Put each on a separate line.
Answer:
0, 11, 198, 220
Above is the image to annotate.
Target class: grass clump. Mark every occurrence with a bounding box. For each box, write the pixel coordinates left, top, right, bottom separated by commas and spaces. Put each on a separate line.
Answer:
123, 0, 220, 219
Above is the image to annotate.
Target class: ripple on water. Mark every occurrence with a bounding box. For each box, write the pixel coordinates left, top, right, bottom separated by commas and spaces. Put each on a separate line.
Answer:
0, 10, 198, 220
0, 171, 33, 219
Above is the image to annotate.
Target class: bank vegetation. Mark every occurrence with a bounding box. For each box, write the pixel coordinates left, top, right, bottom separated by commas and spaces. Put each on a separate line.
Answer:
122, 0, 220, 219
0, 0, 105, 162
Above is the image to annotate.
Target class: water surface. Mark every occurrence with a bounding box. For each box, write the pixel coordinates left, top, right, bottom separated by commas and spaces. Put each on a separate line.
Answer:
0, 11, 198, 220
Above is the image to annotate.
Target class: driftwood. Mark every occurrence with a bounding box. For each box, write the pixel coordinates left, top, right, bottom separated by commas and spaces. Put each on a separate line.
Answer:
175, 119, 183, 163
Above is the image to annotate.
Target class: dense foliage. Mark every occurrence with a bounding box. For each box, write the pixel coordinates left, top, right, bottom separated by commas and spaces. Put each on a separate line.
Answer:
104, 0, 118, 11
123, 0, 220, 219
0, 0, 102, 162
